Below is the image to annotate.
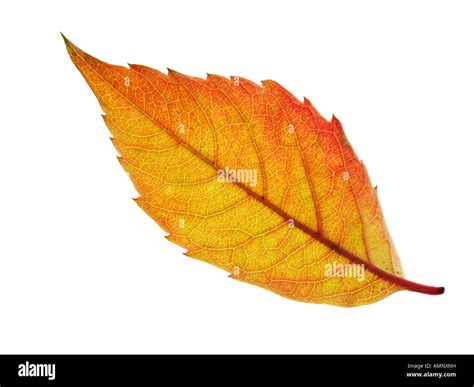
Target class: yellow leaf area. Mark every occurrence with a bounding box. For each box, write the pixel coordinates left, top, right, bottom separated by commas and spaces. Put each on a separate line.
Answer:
63, 35, 444, 306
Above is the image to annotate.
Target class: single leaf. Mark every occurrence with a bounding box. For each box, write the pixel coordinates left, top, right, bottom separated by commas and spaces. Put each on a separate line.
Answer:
63, 34, 444, 307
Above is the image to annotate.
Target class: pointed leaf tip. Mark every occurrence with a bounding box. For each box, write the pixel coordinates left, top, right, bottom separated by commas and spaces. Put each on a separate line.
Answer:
61, 33, 78, 56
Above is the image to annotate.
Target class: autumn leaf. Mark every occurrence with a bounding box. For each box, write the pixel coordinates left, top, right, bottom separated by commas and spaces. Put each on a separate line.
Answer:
63, 34, 444, 307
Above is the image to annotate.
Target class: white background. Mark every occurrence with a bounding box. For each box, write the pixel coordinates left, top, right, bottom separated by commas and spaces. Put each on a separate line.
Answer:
0, 0, 473, 354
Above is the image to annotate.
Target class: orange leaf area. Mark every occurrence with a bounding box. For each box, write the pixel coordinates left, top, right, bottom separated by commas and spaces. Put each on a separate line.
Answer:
63, 35, 444, 307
